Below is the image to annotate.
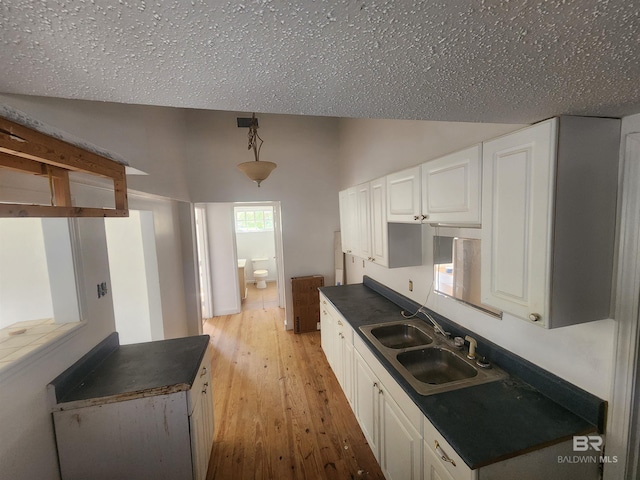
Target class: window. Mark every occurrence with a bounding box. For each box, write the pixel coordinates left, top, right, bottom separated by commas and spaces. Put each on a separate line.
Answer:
0, 218, 82, 373
235, 207, 274, 233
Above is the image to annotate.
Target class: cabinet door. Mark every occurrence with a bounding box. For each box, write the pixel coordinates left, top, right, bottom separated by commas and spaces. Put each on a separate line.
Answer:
354, 349, 381, 460
424, 443, 456, 480
481, 120, 557, 325
423, 418, 473, 480
370, 177, 389, 266
320, 301, 335, 369
387, 166, 422, 223
344, 338, 354, 407
356, 183, 372, 260
339, 188, 357, 254
421, 145, 482, 225
190, 391, 209, 480
380, 390, 422, 480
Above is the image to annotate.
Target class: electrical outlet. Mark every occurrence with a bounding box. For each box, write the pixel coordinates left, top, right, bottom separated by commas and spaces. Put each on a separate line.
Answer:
317, 322, 321, 330
409, 280, 413, 292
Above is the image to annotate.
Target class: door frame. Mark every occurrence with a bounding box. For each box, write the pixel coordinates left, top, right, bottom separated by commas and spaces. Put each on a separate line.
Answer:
606, 132, 640, 479
232, 201, 286, 310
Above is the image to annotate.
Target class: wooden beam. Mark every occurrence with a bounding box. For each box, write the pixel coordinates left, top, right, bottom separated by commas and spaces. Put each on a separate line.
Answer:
113, 178, 128, 211
0, 204, 129, 218
0, 117, 126, 179
46, 165, 72, 207
0, 151, 47, 175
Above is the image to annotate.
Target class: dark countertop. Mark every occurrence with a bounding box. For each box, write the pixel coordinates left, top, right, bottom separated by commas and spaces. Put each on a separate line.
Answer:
49, 333, 210, 409
319, 282, 597, 469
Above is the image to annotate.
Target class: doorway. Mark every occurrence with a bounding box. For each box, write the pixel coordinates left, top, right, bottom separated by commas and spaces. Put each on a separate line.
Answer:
233, 202, 284, 311
194, 202, 285, 319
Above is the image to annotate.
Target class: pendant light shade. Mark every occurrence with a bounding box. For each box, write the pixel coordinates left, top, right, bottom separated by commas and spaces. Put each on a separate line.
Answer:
236, 160, 277, 187
238, 113, 277, 187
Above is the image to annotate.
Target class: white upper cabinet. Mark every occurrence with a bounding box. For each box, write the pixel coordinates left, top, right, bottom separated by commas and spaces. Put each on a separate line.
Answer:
369, 177, 388, 266
339, 178, 422, 268
421, 145, 482, 226
481, 116, 620, 328
386, 166, 423, 223
355, 183, 372, 260
339, 187, 358, 255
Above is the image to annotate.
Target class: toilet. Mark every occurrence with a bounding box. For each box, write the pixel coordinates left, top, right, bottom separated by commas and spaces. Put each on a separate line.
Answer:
252, 258, 269, 289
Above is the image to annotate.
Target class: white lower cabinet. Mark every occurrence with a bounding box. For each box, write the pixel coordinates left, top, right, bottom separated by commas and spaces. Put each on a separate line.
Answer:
354, 336, 422, 480
189, 348, 215, 480
322, 300, 601, 480
321, 293, 354, 406
53, 347, 215, 480
423, 417, 473, 480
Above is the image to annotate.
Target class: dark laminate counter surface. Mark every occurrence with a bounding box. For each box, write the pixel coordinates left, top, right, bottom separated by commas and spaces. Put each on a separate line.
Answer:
319, 282, 599, 469
49, 334, 210, 409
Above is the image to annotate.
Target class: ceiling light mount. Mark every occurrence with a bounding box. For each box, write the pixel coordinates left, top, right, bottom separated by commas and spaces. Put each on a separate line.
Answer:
236, 113, 276, 187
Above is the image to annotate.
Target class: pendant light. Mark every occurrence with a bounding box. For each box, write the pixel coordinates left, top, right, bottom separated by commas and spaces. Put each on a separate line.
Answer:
237, 113, 277, 187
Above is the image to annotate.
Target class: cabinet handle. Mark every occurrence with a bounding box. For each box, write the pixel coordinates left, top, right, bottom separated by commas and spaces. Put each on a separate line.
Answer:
378, 389, 384, 396
434, 440, 456, 467
373, 382, 378, 389
529, 313, 541, 322
200, 366, 207, 377
202, 382, 209, 394
421, 214, 428, 220
337, 320, 343, 326
371, 258, 376, 262
339, 333, 344, 339
323, 310, 327, 315
413, 215, 420, 221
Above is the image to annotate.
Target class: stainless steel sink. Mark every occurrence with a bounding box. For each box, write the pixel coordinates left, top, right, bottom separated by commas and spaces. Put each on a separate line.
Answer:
397, 347, 477, 384
359, 319, 507, 396
369, 323, 433, 349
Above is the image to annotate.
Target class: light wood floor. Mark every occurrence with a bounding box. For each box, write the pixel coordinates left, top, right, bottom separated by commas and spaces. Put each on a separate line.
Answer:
203, 306, 384, 479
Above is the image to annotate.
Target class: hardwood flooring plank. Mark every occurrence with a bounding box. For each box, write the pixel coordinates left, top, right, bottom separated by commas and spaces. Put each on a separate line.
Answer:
204, 307, 384, 479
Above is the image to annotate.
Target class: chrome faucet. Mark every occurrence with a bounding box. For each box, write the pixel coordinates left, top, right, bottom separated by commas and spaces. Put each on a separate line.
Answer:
419, 308, 450, 338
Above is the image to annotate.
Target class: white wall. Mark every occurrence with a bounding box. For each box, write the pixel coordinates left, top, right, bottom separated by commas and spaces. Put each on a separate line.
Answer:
186, 110, 341, 328
205, 203, 241, 316
105, 211, 164, 345
0, 216, 117, 480
0, 218, 54, 327
339, 118, 616, 401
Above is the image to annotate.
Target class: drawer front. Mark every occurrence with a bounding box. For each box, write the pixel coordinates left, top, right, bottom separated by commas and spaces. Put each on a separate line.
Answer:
189, 345, 212, 415
423, 416, 474, 480
320, 293, 342, 320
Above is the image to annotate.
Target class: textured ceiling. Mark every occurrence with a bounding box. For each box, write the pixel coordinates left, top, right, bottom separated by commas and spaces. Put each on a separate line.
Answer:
0, 0, 638, 123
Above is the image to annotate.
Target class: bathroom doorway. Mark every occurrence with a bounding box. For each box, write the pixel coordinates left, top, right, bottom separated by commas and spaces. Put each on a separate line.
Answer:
233, 202, 285, 311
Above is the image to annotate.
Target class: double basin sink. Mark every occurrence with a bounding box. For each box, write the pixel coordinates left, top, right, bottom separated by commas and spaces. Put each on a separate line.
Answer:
359, 319, 506, 396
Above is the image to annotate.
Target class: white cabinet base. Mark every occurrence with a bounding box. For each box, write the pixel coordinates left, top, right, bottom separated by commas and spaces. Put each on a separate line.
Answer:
54, 393, 193, 480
